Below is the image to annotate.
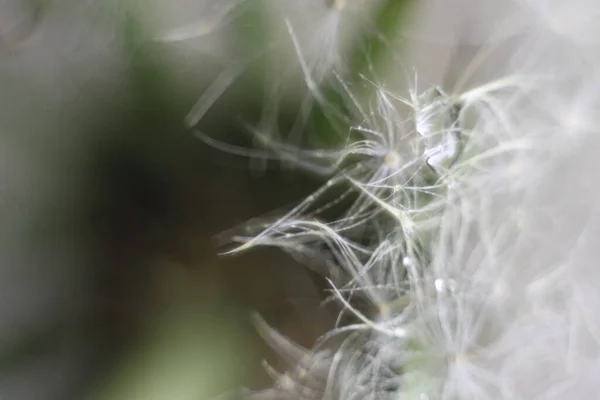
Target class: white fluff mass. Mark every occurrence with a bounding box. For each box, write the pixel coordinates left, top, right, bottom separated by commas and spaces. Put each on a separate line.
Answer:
214, 1, 600, 399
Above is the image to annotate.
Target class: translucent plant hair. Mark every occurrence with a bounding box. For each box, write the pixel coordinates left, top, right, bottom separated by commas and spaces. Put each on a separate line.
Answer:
195, 0, 600, 399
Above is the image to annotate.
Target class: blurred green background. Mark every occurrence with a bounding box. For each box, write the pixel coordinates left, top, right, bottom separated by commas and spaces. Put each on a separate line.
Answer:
0, 0, 419, 399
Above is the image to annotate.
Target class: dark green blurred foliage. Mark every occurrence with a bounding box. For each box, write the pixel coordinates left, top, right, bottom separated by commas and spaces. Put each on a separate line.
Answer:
0, 0, 410, 399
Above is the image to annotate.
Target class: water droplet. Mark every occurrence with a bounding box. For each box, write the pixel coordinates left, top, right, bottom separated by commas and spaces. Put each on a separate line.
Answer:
435, 278, 457, 294
415, 87, 463, 173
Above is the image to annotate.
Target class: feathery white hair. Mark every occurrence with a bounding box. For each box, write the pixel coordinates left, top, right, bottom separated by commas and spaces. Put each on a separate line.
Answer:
215, 0, 600, 399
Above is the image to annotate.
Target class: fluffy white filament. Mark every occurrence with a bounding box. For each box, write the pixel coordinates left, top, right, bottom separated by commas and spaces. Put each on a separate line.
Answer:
210, 0, 600, 399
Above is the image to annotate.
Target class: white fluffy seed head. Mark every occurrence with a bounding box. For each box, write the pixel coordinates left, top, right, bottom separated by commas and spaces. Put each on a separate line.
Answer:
208, 0, 600, 398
